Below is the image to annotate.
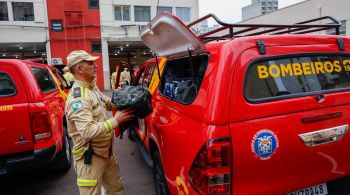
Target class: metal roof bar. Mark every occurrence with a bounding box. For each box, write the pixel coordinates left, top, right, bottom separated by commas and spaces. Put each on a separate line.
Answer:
295, 27, 336, 34
187, 14, 341, 41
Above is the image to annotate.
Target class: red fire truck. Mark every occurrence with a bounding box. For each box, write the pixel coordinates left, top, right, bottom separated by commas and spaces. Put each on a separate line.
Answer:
120, 13, 350, 195
0, 60, 72, 175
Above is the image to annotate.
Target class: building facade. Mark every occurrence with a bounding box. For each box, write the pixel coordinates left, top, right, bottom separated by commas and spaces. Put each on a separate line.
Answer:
242, 0, 278, 21
0, 0, 199, 90
46, 0, 104, 88
240, 0, 349, 37
100, 0, 199, 89
0, 0, 48, 60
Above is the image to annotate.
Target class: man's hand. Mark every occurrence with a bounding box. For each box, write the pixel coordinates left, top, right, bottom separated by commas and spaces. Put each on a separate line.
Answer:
114, 108, 134, 125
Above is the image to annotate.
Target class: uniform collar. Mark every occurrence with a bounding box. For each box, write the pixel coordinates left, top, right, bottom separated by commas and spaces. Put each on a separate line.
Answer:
74, 79, 96, 89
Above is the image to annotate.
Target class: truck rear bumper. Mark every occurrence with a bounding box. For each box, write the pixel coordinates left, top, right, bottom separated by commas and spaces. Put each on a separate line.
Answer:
0, 145, 56, 175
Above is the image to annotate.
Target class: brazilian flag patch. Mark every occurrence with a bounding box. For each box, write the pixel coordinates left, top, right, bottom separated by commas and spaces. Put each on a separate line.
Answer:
72, 100, 83, 111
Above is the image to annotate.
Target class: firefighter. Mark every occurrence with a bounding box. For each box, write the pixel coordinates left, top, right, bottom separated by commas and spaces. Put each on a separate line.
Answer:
111, 67, 117, 89
65, 50, 134, 195
119, 68, 131, 86
63, 66, 74, 86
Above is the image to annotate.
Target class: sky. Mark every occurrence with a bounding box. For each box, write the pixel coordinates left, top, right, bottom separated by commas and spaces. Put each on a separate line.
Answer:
199, 0, 306, 24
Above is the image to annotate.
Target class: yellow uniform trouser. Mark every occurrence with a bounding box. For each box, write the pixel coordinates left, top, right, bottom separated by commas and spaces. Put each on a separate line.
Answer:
74, 154, 124, 195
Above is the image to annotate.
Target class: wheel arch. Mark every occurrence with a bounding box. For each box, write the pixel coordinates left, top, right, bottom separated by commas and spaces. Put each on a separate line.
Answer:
149, 137, 159, 158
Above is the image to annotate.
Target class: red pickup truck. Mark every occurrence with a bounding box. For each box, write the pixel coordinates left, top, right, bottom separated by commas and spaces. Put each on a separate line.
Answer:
118, 13, 350, 195
0, 59, 71, 175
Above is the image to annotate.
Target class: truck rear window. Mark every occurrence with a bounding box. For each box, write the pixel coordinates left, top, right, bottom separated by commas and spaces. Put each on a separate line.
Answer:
245, 54, 350, 102
160, 54, 208, 104
31, 67, 57, 93
0, 72, 17, 97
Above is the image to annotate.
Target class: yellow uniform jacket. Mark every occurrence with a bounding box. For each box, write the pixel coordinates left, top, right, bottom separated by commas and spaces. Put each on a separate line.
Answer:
65, 79, 117, 160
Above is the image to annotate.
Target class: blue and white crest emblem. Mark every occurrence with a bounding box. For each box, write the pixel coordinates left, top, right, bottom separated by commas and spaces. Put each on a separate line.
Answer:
252, 130, 279, 160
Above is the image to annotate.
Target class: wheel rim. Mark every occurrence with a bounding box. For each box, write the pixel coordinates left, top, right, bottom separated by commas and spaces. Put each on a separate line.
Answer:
64, 135, 71, 163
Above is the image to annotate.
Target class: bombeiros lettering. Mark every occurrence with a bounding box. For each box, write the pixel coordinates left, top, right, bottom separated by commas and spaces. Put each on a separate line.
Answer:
257, 60, 347, 79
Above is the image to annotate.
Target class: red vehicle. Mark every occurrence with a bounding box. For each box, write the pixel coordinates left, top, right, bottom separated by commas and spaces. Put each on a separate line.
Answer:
119, 13, 350, 195
0, 59, 72, 175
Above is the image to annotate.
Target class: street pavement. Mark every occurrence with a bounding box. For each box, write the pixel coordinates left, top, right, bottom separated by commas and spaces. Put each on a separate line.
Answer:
0, 90, 154, 195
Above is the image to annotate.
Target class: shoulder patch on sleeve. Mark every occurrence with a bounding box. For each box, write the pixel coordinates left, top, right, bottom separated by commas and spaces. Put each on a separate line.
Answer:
72, 100, 83, 111
74, 87, 81, 98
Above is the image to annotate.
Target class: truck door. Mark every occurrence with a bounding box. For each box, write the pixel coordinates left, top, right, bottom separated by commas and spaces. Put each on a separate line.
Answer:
230, 50, 350, 194
0, 65, 33, 155
126, 61, 156, 142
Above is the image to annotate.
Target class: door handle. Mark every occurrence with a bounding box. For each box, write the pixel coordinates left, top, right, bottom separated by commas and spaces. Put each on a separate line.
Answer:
299, 125, 348, 147
301, 112, 342, 124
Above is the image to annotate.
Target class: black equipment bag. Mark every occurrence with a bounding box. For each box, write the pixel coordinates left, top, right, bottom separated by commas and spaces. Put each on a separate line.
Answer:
111, 86, 152, 139
111, 86, 152, 118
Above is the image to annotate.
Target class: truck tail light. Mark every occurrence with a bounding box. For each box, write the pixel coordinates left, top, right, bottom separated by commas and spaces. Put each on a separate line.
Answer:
188, 137, 232, 195
30, 111, 51, 142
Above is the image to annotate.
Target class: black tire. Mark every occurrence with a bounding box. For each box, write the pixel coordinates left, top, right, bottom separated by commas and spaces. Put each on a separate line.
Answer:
153, 151, 170, 195
52, 127, 72, 172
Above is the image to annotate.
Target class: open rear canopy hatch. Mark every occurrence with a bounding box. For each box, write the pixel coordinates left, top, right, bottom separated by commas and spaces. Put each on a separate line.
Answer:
141, 12, 206, 58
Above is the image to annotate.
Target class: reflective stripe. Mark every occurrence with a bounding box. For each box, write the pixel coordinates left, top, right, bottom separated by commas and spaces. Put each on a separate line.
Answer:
107, 120, 113, 131
73, 153, 84, 158
77, 178, 97, 187
81, 87, 84, 98
72, 147, 85, 158
149, 58, 167, 94
103, 122, 109, 131
82, 87, 88, 98
92, 133, 112, 142
85, 87, 88, 98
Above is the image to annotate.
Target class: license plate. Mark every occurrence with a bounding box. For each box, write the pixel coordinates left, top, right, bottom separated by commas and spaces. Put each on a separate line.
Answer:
286, 183, 328, 195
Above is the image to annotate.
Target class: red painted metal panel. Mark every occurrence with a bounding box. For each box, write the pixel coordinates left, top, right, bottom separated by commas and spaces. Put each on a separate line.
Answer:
46, 0, 104, 88
0, 62, 33, 155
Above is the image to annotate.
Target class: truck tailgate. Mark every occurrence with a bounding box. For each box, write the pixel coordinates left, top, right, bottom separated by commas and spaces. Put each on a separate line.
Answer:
0, 67, 34, 155
230, 105, 350, 194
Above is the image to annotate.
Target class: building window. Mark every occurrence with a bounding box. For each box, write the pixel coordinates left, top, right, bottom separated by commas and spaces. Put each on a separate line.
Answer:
327, 20, 346, 35
0, 2, 8, 21
157, 6, 172, 14
134, 6, 150, 22
88, 0, 99, 9
115, 5, 130, 21
91, 42, 101, 53
51, 20, 63, 32
176, 7, 190, 22
12, 2, 34, 21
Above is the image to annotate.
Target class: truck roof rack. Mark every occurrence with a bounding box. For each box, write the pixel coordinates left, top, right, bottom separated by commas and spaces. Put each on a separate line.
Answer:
187, 14, 342, 43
